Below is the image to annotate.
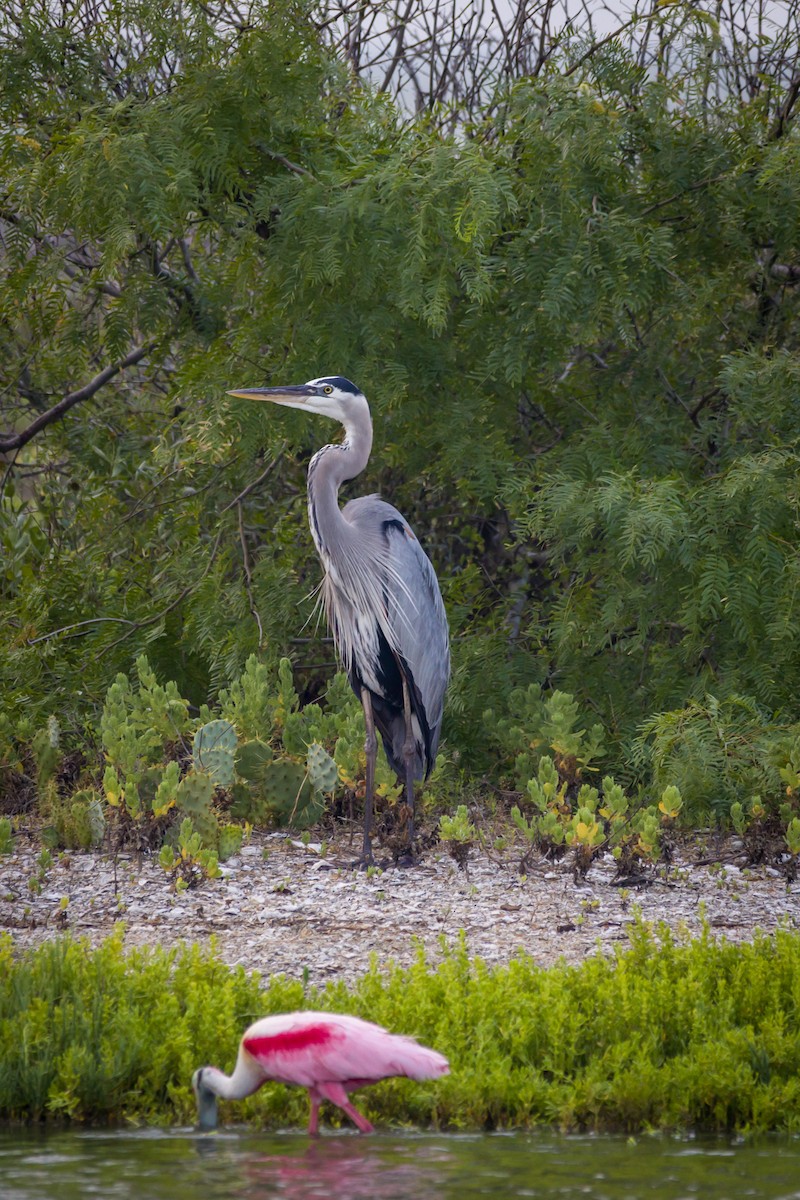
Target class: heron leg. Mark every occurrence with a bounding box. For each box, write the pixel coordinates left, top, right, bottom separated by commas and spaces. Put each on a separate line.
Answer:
317, 1081, 374, 1134
361, 687, 377, 866
401, 676, 416, 848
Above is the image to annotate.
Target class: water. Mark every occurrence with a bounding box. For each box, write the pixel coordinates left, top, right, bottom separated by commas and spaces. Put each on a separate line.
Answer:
2, 1127, 800, 1200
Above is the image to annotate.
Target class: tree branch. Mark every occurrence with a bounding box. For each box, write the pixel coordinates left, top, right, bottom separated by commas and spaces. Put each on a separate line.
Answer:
641, 172, 729, 216
219, 441, 287, 514
238, 500, 264, 648
563, 15, 641, 78
257, 144, 317, 180
0, 343, 156, 454
768, 69, 800, 141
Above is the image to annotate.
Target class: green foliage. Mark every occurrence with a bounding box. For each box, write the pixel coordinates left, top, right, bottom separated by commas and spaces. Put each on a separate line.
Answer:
439, 805, 477, 844
27, 848, 53, 896
101, 657, 190, 769
785, 819, 800, 857
488, 687, 606, 789
32, 717, 61, 792
439, 804, 477, 868
636, 695, 798, 823
95, 654, 362, 841
217, 655, 275, 742
6, 924, 800, 1131
511, 755, 682, 873
100, 655, 191, 824
159, 818, 221, 891
44, 789, 105, 851
0, 819, 12, 855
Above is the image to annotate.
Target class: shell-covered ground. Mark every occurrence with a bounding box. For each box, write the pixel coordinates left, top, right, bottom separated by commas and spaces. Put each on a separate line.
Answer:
2, 830, 798, 983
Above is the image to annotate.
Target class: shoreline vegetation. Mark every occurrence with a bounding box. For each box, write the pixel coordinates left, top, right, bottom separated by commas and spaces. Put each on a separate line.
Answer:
2, 921, 800, 1134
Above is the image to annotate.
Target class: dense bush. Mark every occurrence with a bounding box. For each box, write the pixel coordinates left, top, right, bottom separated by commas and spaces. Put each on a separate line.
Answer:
4, 922, 800, 1131
2, 2, 800, 821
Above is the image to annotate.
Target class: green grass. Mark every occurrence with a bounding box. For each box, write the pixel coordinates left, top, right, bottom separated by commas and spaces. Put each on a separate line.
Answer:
2, 920, 800, 1132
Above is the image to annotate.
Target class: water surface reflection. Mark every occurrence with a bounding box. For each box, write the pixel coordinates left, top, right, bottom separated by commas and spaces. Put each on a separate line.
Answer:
2, 1126, 800, 1200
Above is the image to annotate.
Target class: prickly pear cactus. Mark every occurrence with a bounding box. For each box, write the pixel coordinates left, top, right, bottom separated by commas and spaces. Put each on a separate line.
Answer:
176, 771, 218, 847
307, 742, 339, 794
176, 771, 213, 813
235, 738, 273, 784
229, 781, 263, 824
193, 720, 237, 789
217, 823, 244, 862
191, 806, 219, 848
232, 739, 279, 825
264, 759, 323, 830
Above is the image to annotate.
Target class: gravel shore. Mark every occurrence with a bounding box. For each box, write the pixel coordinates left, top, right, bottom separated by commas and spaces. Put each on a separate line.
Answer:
2, 830, 799, 984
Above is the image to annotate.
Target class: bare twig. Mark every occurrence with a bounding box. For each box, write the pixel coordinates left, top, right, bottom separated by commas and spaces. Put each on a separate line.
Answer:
26, 616, 140, 646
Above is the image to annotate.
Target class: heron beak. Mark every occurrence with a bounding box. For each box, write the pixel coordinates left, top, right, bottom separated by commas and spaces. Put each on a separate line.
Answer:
227, 384, 314, 408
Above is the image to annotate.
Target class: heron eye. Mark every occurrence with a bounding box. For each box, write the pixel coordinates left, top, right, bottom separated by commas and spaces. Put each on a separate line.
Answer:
323, 385, 333, 395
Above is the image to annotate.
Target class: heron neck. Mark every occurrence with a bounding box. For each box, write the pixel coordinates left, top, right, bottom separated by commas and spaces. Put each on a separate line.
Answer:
306, 417, 372, 555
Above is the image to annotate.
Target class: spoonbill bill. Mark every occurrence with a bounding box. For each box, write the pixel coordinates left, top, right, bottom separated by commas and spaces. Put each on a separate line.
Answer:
192, 1010, 449, 1133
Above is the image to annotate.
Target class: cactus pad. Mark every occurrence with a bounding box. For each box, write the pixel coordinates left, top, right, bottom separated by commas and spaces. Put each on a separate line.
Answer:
264, 759, 323, 829
218, 823, 244, 861
307, 742, 339, 794
193, 720, 237, 789
176, 771, 214, 814
235, 738, 273, 784
176, 771, 219, 848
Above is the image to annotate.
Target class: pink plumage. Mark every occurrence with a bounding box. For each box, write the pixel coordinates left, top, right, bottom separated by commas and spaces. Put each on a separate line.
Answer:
192, 1010, 449, 1134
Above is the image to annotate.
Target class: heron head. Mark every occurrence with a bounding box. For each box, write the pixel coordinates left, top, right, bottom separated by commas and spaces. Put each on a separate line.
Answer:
228, 375, 368, 424
192, 1067, 219, 1132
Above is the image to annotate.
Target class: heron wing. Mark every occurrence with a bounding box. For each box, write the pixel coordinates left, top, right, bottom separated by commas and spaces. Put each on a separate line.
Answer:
339, 497, 449, 775
380, 511, 449, 749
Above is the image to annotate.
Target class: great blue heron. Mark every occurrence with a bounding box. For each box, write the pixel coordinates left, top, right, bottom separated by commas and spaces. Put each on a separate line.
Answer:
229, 376, 449, 863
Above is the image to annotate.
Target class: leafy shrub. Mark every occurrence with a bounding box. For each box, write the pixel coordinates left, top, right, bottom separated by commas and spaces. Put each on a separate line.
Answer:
635, 694, 800, 824
511, 755, 683, 875
159, 818, 222, 891
42, 789, 105, 851
5, 924, 800, 1132
439, 804, 477, 868
487, 686, 606, 789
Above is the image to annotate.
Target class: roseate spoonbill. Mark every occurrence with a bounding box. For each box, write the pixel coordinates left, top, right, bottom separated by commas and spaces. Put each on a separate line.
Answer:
228, 377, 449, 863
192, 1010, 450, 1133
